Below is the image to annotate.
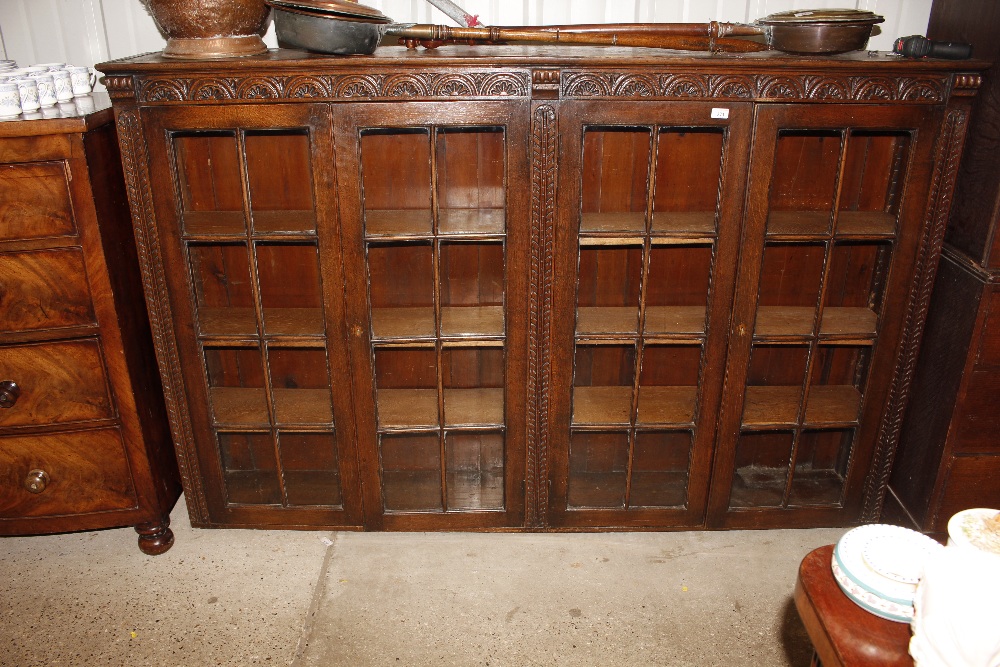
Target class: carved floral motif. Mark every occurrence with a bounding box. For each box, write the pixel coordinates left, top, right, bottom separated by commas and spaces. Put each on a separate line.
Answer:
562, 72, 949, 102
135, 71, 531, 102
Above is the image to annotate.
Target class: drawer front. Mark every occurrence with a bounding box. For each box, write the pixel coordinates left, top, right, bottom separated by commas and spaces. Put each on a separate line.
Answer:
0, 339, 114, 428
0, 249, 96, 333
0, 427, 137, 517
0, 161, 76, 241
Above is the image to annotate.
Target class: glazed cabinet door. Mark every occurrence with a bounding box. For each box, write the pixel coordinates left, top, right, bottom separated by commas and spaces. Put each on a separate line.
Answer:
141, 104, 363, 527
708, 103, 942, 529
547, 101, 753, 528
335, 102, 530, 530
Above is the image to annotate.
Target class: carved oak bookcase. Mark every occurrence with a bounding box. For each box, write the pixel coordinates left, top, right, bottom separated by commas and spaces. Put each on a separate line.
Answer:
98, 47, 980, 532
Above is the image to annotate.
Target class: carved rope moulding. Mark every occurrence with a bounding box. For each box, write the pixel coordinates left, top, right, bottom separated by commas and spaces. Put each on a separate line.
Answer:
561, 72, 947, 102
134, 71, 530, 102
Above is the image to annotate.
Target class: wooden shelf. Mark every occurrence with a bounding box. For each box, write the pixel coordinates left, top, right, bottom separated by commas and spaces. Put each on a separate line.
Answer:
579, 212, 716, 243
272, 388, 333, 425
837, 211, 896, 237
767, 211, 830, 236
210, 387, 333, 426
742, 385, 862, 427
576, 306, 706, 337
644, 306, 707, 336
637, 386, 697, 425
651, 211, 716, 236
211, 387, 268, 426
371, 306, 504, 340
572, 385, 697, 426
182, 210, 317, 236
441, 306, 504, 338
581, 212, 645, 234
766, 210, 897, 237
376, 387, 504, 429
573, 386, 632, 425
445, 388, 505, 426
577, 307, 637, 336
183, 210, 246, 236
365, 209, 433, 237
753, 306, 877, 339
820, 307, 878, 338
805, 385, 863, 425
365, 208, 505, 238
251, 209, 316, 233
198, 307, 325, 338
439, 208, 505, 236
371, 307, 435, 339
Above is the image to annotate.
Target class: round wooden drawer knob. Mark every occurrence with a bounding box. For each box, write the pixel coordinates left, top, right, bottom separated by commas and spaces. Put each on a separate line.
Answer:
24, 469, 50, 494
0, 380, 19, 408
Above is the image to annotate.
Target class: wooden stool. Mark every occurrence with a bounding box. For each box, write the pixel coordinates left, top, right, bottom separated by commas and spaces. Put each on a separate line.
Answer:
793, 545, 913, 667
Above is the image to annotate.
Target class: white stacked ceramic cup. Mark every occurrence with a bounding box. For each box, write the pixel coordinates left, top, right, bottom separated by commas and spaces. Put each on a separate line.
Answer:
49, 69, 73, 102
909, 509, 1000, 667
30, 72, 58, 107
68, 66, 95, 97
11, 77, 40, 112
0, 81, 22, 117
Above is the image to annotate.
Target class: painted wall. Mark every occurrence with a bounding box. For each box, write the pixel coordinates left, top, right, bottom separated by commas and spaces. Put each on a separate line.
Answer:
0, 0, 932, 76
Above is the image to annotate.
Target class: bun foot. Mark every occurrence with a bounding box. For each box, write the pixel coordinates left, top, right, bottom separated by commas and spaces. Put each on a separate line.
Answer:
134, 517, 174, 555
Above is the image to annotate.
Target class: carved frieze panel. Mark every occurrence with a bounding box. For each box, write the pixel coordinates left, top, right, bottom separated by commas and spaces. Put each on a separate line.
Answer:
134, 71, 530, 102
561, 71, 949, 103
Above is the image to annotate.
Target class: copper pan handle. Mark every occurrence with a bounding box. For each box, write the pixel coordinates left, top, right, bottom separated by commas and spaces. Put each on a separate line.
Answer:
390, 21, 768, 52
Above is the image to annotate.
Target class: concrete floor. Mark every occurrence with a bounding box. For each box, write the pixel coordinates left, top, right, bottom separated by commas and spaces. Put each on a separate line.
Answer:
0, 499, 845, 666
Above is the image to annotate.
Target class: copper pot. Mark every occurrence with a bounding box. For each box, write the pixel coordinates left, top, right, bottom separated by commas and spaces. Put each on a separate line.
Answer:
143, 0, 272, 58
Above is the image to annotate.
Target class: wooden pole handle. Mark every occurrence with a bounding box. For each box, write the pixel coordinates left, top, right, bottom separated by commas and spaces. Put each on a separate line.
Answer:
391, 21, 768, 52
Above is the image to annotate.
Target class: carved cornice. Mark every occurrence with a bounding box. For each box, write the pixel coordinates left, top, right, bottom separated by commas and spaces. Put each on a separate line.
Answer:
527, 104, 557, 528
561, 72, 948, 103
133, 71, 530, 103
950, 72, 983, 97
104, 75, 135, 100
861, 107, 971, 522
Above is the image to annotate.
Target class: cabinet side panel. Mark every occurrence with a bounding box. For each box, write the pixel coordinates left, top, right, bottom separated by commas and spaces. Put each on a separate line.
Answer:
929, 0, 1000, 268
114, 109, 207, 524
861, 106, 971, 522
890, 255, 980, 527
935, 455, 1000, 531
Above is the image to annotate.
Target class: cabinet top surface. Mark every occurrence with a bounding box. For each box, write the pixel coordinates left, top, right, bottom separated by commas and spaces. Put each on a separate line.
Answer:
0, 93, 113, 138
98, 45, 986, 74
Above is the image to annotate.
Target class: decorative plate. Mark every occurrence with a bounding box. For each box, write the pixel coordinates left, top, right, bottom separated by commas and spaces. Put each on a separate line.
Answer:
862, 524, 942, 585
833, 524, 940, 606
830, 553, 913, 623
947, 508, 1000, 557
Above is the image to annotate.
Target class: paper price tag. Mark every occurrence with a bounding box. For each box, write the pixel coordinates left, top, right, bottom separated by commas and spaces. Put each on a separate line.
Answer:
711, 108, 730, 119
